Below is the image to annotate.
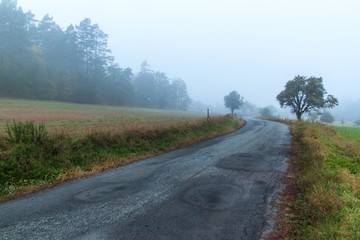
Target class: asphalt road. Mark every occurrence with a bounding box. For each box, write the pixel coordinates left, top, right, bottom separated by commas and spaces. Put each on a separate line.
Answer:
0, 118, 291, 240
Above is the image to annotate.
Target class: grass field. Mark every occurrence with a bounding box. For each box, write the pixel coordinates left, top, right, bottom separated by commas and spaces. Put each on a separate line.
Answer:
0, 98, 243, 201
0, 98, 204, 134
335, 126, 360, 147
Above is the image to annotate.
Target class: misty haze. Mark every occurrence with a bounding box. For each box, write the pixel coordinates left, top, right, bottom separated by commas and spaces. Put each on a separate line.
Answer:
1, 0, 360, 239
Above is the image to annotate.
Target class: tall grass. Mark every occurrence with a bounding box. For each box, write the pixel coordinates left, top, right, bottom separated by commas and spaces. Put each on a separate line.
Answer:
273, 121, 360, 239
0, 116, 243, 201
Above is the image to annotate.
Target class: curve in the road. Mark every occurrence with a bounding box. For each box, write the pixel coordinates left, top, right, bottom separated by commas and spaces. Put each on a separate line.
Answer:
0, 118, 291, 240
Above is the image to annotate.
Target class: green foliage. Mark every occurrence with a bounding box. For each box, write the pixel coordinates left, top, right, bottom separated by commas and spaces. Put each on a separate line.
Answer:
224, 90, 244, 115
276, 75, 338, 120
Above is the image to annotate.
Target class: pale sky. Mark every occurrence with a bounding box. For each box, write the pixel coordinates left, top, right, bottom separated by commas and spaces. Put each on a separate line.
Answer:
17, 0, 360, 108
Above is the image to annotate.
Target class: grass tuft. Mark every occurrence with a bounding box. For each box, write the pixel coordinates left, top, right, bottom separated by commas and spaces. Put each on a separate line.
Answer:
5, 121, 47, 145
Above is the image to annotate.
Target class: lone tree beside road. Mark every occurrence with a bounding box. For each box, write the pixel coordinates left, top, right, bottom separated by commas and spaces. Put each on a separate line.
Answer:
276, 75, 338, 120
224, 90, 243, 116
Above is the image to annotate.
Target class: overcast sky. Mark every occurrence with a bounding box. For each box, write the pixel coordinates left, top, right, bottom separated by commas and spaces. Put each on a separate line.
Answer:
17, 0, 360, 108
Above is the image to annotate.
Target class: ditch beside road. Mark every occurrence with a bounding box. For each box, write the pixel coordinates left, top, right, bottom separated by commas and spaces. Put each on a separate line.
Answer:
0, 118, 291, 240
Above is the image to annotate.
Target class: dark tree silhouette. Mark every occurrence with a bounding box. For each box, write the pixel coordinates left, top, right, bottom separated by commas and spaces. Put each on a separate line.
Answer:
276, 75, 338, 120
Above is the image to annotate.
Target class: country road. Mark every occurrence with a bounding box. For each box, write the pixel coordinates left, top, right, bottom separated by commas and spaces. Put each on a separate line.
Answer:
0, 118, 291, 240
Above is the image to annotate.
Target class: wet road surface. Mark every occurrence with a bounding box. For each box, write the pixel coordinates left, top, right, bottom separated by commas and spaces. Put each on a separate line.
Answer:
0, 118, 291, 240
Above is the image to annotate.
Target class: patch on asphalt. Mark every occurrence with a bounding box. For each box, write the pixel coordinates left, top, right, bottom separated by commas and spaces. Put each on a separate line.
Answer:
74, 183, 137, 202
216, 153, 272, 172
182, 183, 244, 210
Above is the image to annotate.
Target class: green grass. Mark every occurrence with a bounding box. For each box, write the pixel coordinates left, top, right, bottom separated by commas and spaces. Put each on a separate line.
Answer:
323, 126, 360, 176
335, 126, 360, 146
0, 98, 244, 202
275, 121, 360, 239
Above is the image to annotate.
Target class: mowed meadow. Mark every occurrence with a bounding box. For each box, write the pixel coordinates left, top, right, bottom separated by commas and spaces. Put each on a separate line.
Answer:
0, 98, 244, 201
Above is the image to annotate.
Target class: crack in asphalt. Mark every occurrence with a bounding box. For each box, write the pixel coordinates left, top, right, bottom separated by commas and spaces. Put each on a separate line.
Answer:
0, 118, 291, 240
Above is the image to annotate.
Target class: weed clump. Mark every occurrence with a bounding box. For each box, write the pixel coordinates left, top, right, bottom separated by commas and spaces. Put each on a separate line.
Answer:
5, 121, 47, 145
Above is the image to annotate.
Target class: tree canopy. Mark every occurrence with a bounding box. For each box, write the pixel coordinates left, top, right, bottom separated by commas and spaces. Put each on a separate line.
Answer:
0, 1, 191, 110
224, 91, 243, 115
276, 75, 338, 120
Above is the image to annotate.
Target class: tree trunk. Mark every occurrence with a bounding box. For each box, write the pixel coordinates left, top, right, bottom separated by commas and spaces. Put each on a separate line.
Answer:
296, 112, 302, 120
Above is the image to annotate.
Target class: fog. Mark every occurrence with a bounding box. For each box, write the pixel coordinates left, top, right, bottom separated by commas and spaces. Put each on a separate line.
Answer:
17, 0, 360, 113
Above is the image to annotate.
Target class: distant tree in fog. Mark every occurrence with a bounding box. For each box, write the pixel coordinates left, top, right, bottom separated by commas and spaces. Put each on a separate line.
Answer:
224, 91, 243, 116
320, 111, 335, 124
132, 62, 191, 110
354, 119, 360, 127
276, 75, 338, 120
259, 107, 273, 118
240, 101, 258, 116
0, 0, 38, 98
169, 78, 191, 110
307, 112, 319, 122
104, 64, 134, 105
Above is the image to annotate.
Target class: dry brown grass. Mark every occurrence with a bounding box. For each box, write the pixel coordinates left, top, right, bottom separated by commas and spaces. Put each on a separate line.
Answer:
0, 100, 205, 136
0, 108, 119, 122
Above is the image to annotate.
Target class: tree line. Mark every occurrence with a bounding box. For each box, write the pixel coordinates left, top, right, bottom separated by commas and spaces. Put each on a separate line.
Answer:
0, 0, 191, 110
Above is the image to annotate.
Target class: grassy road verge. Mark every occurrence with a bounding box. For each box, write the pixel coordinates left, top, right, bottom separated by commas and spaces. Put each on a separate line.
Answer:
269, 121, 360, 239
0, 99, 244, 202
